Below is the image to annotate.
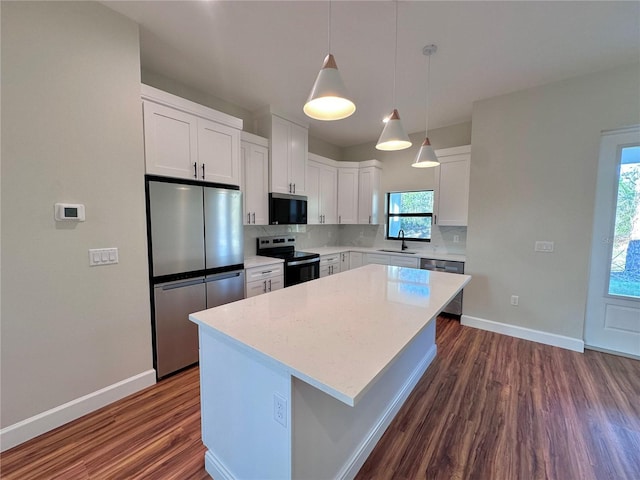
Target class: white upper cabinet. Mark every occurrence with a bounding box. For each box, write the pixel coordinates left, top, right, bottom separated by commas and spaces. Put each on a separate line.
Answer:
337, 166, 359, 224
433, 145, 471, 226
198, 117, 241, 185
143, 101, 198, 179
255, 109, 308, 195
142, 84, 242, 186
241, 132, 269, 226
307, 154, 338, 225
358, 162, 382, 225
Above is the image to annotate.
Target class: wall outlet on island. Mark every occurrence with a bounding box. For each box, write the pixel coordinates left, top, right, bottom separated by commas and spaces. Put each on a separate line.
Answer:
453, 235, 460, 243
510, 295, 519, 306
273, 393, 287, 427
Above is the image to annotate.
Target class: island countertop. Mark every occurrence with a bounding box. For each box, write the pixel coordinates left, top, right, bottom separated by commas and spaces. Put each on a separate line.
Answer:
190, 264, 470, 406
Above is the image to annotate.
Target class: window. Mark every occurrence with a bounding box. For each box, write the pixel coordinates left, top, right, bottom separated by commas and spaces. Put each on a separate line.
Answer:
386, 190, 434, 241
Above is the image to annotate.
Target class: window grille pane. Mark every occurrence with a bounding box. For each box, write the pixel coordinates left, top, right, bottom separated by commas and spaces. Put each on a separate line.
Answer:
608, 146, 640, 298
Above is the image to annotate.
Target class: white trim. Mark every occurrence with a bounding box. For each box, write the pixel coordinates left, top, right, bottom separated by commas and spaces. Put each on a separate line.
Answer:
0, 369, 156, 452
205, 450, 236, 480
460, 315, 584, 353
601, 124, 640, 136
337, 344, 437, 480
141, 84, 243, 130
240, 131, 268, 147
434, 144, 471, 158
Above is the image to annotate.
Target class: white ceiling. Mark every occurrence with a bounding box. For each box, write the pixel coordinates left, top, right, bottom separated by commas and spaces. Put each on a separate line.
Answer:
103, 1, 640, 148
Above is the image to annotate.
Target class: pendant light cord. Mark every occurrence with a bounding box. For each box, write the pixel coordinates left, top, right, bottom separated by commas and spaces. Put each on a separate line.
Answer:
425, 51, 430, 135
328, 0, 332, 54
393, 0, 398, 108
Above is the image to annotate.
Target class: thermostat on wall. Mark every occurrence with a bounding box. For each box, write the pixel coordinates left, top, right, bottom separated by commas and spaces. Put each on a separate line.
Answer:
54, 203, 85, 222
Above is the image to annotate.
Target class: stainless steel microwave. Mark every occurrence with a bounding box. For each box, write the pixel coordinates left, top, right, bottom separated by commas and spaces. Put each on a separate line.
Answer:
269, 193, 307, 225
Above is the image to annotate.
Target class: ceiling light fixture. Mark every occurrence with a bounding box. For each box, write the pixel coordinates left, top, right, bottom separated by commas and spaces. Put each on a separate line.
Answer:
303, 0, 355, 121
412, 44, 439, 167
376, 0, 411, 151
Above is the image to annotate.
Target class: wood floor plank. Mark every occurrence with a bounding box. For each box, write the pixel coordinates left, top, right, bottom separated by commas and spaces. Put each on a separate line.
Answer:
1, 317, 638, 480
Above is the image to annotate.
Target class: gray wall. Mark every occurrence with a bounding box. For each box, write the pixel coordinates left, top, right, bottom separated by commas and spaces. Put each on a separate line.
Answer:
465, 63, 640, 340
1, 2, 152, 427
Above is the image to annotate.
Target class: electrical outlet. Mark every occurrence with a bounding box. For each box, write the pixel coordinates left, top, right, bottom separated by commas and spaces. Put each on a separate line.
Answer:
453, 235, 460, 243
273, 393, 287, 427
510, 295, 519, 306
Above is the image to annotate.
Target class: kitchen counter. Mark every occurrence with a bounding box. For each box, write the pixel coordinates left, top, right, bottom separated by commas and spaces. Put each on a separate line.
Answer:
243, 255, 284, 269
190, 265, 470, 479
305, 245, 466, 263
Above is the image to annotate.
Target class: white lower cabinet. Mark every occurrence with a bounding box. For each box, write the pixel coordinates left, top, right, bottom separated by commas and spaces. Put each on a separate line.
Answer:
363, 253, 418, 268
364, 253, 389, 265
245, 263, 284, 298
349, 252, 363, 269
320, 254, 341, 278
340, 252, 350, 272
389, 256, 419, 268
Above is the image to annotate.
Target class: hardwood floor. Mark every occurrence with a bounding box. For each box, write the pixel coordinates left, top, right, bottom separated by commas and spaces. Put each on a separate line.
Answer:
2, 317, 639, 479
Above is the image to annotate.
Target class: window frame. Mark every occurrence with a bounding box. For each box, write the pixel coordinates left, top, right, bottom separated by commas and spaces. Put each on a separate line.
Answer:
385, 190, 434, 243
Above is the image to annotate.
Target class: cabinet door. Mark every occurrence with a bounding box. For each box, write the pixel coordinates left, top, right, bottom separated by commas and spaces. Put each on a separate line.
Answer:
143, 101, 198, 180
358, 167, 380, 224
340, 252, 350, 272
246, 279, 269, 298
389, 256, 419, 268
289, 122, 308, 195
242, 142, 269, 225
338, 168, 359, 224
307, 162, 321, 224
349, 252, 363, 269
268, 276, 284, 292
270, 116, 291, 194
198, 118, 240, 186
435, 155, 470, 226
319, 165, 338, 224
364, 253, 389, 265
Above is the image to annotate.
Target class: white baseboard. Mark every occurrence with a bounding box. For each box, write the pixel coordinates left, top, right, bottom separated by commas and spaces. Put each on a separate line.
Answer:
338, 344, 438, 480
461, 315, 584, 353
0, 369, 156, 452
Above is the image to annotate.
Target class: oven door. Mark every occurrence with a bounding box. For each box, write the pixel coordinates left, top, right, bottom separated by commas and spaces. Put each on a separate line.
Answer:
285, 257, 320, 287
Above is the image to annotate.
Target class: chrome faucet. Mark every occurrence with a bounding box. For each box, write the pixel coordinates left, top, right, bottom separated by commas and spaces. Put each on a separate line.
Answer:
398, 229, 408, 250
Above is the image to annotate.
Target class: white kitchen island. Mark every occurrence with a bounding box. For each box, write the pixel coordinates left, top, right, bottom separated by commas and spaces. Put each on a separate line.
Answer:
190, 264, 471, 480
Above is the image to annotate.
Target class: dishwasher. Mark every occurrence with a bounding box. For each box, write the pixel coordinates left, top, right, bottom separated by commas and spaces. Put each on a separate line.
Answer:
420, 258, 465, 316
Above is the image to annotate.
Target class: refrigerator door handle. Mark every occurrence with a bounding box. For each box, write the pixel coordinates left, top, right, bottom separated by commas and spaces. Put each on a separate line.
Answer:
205, 271, 242, 282
159, 277, 205, 291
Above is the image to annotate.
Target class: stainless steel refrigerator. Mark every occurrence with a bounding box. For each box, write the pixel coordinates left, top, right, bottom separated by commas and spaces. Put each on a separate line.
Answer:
146, 177, 245, 379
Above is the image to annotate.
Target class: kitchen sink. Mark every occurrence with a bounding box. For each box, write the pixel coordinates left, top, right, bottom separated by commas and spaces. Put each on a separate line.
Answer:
377, 249, 416, 254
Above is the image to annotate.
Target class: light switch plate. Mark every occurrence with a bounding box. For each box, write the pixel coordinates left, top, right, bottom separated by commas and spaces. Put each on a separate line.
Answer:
534, 241, 554, 253
89, 248, 118, 266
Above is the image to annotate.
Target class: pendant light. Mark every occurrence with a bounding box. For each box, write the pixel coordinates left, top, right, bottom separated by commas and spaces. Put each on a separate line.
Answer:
303, 1, 355, 121
376, 0, 411, 151
412, 44, 439, 167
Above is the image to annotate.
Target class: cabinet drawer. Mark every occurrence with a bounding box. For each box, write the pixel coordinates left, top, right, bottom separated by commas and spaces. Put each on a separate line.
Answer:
245, 263, 284, 282
320, 255, 340, 266
246, 276, 284, 298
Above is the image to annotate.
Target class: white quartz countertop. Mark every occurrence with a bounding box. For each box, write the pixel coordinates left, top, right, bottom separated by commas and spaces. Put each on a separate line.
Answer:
244, 255, 284, 269
304, 246, 466, 263
190, 264, 471, 406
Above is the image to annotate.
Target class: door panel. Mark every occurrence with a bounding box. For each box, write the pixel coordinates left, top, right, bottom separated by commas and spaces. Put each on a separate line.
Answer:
204, 187, 244, 269
154, 279, 205, 378
148, 181, 205, 277
585, 127, 640, 356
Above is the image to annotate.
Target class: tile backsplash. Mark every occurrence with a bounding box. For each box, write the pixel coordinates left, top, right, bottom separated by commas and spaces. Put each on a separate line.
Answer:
244, 224, 466, 256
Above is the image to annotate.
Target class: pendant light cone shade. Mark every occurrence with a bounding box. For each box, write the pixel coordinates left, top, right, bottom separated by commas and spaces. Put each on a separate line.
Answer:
412, 137, 440, 167
304, 54, 356, 121
412, 44, 439, 167
376, 109, 412, 151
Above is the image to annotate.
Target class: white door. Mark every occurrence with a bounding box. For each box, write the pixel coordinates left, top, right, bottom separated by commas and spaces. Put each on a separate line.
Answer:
306, 162, 321, 224
198, 118, 240, 186
585, 126, 640, 357
319, 165, 338, 224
